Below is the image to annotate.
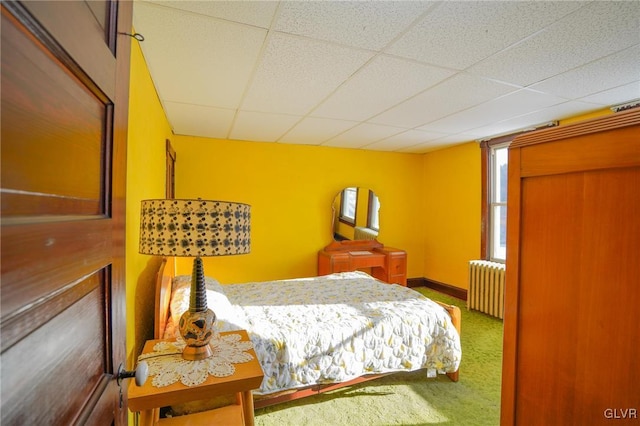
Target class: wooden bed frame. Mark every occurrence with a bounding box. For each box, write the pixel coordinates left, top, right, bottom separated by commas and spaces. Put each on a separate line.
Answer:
153, 257, 461, 410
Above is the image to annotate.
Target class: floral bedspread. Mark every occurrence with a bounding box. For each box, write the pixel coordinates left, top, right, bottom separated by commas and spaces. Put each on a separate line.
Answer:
165, 271, 461, 396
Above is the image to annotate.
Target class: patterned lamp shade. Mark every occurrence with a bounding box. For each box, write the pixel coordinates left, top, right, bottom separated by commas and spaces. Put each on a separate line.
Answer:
139, 199, 251, 257
139, 198, 251, 360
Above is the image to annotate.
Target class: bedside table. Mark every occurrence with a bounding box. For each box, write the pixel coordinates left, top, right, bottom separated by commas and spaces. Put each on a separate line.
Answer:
128, 330, 264, 426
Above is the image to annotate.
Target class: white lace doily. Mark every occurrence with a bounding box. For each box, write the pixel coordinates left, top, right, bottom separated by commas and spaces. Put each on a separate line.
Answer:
138, 333, 255, 387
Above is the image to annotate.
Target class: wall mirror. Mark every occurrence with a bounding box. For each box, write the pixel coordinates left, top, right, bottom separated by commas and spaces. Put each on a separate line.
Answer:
332, 187, 380, 242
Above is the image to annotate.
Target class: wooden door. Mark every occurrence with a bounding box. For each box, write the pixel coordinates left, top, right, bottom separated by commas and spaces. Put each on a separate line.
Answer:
1, 1, 132, 424
501, 109, 640, 425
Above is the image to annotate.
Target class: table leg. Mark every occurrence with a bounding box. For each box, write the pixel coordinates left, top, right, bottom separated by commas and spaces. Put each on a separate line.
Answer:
242, 390, 255, 426
138, 408, 158, 426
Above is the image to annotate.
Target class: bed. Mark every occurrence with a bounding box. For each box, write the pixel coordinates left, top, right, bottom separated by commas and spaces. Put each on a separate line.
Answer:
153, 257, 461, 410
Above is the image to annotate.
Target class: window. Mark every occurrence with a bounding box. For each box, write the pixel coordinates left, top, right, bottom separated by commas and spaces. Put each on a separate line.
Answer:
489, 144, 508, 262
367, 190, 380, 231
339, 187, 357, 225
480, 123, 556, 262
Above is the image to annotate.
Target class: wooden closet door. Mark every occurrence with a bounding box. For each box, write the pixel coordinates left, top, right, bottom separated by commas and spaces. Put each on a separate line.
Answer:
1, 1, 131, 424
501, 109, 640, 425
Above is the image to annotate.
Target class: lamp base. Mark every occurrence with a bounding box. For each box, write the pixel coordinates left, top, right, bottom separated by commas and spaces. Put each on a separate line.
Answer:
182, 342, 214, 361
178, 306, 217, 361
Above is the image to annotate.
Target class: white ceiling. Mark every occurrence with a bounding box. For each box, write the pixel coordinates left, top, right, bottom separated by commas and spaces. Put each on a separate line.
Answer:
132, 1, 640, 153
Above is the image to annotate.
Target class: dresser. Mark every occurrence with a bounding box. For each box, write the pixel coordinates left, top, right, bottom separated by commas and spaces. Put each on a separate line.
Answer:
501, 108, 640, 425
318, 240, 407, 285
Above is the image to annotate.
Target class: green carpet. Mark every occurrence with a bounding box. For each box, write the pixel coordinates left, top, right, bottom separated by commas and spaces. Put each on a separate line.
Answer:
254, 288, 503, 426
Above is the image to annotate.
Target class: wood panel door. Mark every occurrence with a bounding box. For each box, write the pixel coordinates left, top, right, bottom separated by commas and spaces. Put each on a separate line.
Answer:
1, 1, 132, 424
501, 109, 640, 425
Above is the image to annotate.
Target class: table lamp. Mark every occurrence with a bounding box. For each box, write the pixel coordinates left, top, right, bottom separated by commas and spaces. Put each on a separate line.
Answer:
139, 199, 251, 360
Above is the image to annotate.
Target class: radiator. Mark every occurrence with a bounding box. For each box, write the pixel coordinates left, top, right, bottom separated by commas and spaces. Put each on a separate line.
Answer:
467, 260, 506, 319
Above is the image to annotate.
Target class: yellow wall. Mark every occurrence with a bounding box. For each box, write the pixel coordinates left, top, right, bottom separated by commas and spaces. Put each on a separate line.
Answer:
125, 40, 173, 366
124, 37, 617, 372
416, 109, 613, 290
559, 108, 612, 125
121, 37, 622, 426
172, 136, 425, 283
422, 142, 481, 289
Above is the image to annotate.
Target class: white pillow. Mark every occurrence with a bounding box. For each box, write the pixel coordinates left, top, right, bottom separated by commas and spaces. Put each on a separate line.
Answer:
170, 275, 247, 333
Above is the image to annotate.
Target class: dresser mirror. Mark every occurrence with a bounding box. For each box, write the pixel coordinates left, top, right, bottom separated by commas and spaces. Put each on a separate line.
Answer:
332, 187, 380, 242
322, 187, 406, 285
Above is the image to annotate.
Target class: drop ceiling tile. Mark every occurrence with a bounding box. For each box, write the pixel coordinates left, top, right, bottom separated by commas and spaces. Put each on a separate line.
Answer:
323, 123, 404, 149
468, 100, 604, 139
279, 117, 358, 145
418, 89, 566, 134
133, 2, 266, 108
529, 45, 640, 100
133, 1, 640, 152
274, 1, 432, 50
241, 33, 374, 115
363, 129, 448, 151
399, 134, 476, 154
387, 1, 585, 70
312, 55, 454, 121
468, 1, 640, 86
371, 73, 519, 128
579, 81, 640, 106
230, 111, 301, 142
147, 0, 278, 28
164, 102, 234, 138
